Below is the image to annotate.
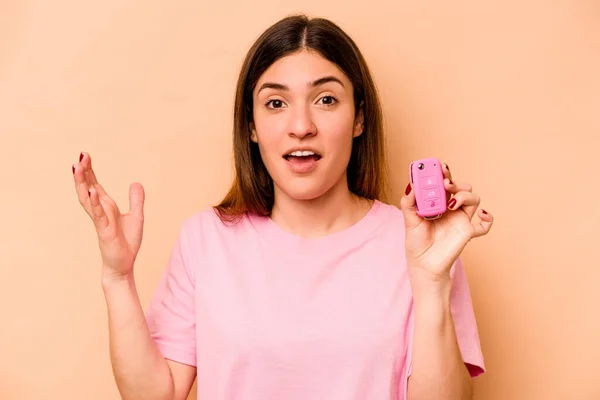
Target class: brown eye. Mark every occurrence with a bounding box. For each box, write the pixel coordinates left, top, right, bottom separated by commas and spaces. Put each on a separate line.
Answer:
266, 99, 285, 109
318, 96, 337, 106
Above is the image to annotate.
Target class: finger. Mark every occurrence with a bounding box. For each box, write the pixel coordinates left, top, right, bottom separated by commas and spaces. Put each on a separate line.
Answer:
88, 187, 110, 231
472, 209, 494, 238
88, 170, 109, 198
442, 162, 453, 182
399, 183, 423, 229
444, 179, 473, 195
440, 163, 453, 202
79, 152, 109, 198
447, 191, 481, 219
73, 162, 92, 215
128, 182, 145, 219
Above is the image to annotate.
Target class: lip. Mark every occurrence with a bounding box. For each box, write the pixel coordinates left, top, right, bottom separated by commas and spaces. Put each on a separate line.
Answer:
282, 146, 322, 158
284, 154, 320, 173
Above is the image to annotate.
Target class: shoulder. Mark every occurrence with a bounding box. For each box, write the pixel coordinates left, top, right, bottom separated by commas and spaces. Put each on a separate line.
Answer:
176, 207, 257, 243
182, 207, 226, 227
372, 200, 407, 232
374, 200, 404, 219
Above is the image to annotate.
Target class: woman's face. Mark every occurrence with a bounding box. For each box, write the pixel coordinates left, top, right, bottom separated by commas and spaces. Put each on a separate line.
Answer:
251, 50, 363, 201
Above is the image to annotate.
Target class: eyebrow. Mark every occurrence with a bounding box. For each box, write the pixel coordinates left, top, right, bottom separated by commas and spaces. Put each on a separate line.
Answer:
257, 75, 345, 94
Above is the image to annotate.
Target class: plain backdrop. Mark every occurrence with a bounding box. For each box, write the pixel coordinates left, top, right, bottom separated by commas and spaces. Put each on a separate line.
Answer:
1, 1, 598, 399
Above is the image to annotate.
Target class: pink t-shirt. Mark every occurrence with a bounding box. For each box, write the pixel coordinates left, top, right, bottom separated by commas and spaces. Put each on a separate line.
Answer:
146, 200, 485, 399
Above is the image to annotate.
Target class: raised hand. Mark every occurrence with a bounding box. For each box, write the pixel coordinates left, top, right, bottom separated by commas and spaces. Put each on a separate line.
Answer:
400, 162, 494, 281
72, 152, 145, 283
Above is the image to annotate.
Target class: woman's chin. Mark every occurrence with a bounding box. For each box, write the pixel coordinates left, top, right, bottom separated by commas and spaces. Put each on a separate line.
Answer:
275, 182, 331, 202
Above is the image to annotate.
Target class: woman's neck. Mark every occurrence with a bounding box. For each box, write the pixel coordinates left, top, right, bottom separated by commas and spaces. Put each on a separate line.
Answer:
269, 179, 373, 239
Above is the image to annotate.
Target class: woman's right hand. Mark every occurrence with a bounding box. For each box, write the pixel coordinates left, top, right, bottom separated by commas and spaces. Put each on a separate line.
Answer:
73, 152, 145, 284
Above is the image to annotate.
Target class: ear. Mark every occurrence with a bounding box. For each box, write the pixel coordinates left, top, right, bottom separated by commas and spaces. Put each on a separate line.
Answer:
249, 121, 258, 143
353, 102, 365, 138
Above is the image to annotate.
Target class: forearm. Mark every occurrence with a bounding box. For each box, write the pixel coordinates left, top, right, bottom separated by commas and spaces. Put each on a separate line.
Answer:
406, 271, 472, 400
102, 273, 175, 400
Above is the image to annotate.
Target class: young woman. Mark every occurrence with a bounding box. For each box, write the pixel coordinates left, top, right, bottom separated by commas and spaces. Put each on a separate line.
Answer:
73, 14, 493, 400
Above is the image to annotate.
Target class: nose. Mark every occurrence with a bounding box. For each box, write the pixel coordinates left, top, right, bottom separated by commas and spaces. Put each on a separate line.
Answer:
288, 105, 317, 139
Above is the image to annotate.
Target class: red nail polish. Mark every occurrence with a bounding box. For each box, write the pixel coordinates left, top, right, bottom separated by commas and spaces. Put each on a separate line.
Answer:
448, 179, 453, 185
88, 189, 91, 197
72, 165, 75, 174
405, 183, 412, 195
482, 209, 488, 214
79, 152, 84, 162
448, 198, 457, 209
445, 164, 450, 170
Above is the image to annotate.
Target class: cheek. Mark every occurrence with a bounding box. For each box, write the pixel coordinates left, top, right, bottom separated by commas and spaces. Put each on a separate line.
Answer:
327, 134, 354, 171
254, 121, 284, 168
253, 112, 285, 143
317, 114, 356, 154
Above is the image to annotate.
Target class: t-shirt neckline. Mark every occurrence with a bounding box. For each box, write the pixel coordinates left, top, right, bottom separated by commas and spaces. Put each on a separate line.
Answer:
247, 199, 387, 255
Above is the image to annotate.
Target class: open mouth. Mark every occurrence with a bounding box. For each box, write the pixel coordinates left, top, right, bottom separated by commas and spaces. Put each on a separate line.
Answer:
283, 150, 322, 162
283, 150, 322, 173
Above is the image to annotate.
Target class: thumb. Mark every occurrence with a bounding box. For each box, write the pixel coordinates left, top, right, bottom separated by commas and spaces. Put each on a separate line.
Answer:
399, 182, 422, 229
128, 182, 145, 219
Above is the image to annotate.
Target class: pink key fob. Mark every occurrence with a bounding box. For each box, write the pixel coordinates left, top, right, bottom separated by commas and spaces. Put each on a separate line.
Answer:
409, 158, 447, 220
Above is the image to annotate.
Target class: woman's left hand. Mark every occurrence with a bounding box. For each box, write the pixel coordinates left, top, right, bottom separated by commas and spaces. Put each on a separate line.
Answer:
399, 162, 494, 282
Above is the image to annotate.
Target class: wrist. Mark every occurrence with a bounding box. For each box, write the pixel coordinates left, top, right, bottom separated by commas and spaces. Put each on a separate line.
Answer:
409, 275, 453, 329
408, 266, 453, 303
101, 269, 135, 292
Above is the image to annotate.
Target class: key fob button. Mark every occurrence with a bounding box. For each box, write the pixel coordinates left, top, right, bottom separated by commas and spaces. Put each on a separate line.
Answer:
423, 197, 440, 210
422, 187, 440, 200
421, 176, 437, 189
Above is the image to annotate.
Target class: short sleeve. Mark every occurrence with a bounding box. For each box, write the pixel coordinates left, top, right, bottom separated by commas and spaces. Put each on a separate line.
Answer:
448, 256, 485, 377
145, 221, 197, 367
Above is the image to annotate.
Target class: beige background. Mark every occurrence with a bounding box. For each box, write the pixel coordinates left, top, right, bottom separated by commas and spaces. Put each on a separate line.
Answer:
1, 1, 598, 399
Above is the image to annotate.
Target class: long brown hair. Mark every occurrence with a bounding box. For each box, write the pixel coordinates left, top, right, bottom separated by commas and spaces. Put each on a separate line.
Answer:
214, 14, 389, 223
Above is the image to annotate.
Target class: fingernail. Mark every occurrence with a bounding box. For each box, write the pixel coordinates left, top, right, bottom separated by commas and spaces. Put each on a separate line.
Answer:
445, 164, 450, 170
482, 209, 488, 214
79, 152, 84, 162
88, 189, 91, 197
405, 183, 412, 195
448, 178, 453, 185
72, 165, 75, 174
448, 198, 457, 209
